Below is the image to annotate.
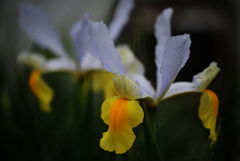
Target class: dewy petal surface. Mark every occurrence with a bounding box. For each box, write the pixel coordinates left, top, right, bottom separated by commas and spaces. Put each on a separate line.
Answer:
29, 70, 53, 113
19, 3, 67, 57
100, 96, 144, 154
109, 0, 134, 42
87, 20, 126, 75
155, 8, 173, 96
156, 34, 191, 102
113, 73, 140, 100
199, 89, 219, 141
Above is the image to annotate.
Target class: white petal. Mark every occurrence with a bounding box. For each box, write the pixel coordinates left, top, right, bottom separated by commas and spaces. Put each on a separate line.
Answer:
155, 8, 173, 96
43, 58, 76, 73
19, 3, 67, 57
117, 45, 145, 75
127, 59, 145, 76
163, 62, 220, 100
70, 14, 89, 63
117, 45, 135, 68
87, 20, 126, 75
109, 0, 134, 42
156, 34, 191, 100
192, 62, 220, 91
163, 82, 195, 99
80, 52, 102, 71
17, 51, 46, 69
130, 74, 155, 99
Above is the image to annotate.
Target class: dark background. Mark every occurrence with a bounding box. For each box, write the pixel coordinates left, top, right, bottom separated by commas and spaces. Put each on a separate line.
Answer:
1, 0, 239, 160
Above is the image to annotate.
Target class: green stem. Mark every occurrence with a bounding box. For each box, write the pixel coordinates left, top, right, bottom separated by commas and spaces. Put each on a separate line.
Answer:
142, 104, 164, 161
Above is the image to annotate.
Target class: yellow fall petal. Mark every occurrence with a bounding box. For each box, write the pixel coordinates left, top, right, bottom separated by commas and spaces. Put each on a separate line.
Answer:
198, 89, 219, 141
29, 70, 54, 113
100, 96, 144, 154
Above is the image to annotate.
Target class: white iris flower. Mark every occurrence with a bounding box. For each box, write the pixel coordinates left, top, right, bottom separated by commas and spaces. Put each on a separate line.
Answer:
85, 8, 220, 154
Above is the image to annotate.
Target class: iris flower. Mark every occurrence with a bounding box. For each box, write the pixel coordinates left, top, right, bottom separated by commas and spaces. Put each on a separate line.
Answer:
17, 0, 137, 112
92, 45, 145, 99
86, 8, 220, 153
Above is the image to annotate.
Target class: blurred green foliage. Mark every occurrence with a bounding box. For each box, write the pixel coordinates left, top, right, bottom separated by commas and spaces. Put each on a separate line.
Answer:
1, 62, 223, 161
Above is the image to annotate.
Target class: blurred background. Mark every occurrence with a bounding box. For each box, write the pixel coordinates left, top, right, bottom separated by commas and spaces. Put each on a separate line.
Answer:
0, 0, 239, 160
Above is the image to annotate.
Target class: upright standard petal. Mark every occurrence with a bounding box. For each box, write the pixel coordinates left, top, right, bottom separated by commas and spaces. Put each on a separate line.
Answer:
100, 96, 144, 154
70, 14, 89, 63
19, 3, 67, 57
156, 34, 191, 102
29, 70, 53, 113
109, 0, 134, 42
155, 8, 173, 96
80, 52, 102, 72
199, 89, 219, 141
87, 20, 126, 75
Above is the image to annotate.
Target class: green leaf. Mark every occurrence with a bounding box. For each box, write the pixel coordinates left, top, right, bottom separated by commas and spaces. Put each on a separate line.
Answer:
155, 92, 212, 161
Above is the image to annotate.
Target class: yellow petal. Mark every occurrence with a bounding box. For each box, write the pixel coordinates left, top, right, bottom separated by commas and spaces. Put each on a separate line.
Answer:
198, 89, 219, 141
29, 70, 54, 113
92, 71, 114, 92
100, 96, 144, 154
91, 71, 117, 98
113, 73, 140, 99
103, 80, 118, 99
